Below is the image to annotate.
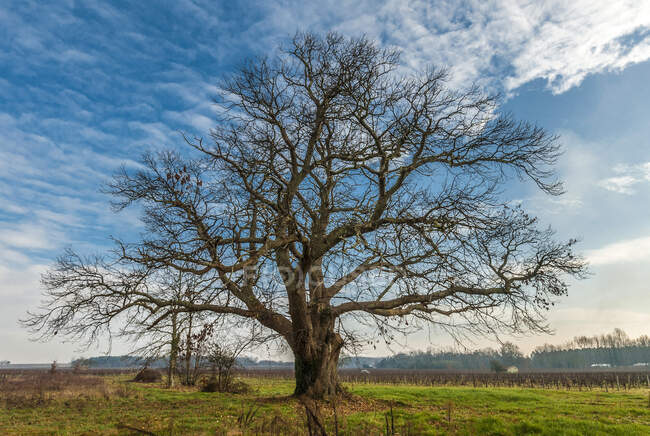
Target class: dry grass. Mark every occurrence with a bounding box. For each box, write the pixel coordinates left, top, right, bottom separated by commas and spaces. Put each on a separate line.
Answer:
0, 371, 140, 409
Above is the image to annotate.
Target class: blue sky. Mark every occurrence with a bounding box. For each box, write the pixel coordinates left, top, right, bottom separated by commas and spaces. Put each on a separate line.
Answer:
2, 0, 650, 362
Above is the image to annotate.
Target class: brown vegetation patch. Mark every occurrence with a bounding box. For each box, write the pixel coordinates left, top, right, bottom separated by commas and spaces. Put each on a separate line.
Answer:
132, 368, 162, 383
201, 377, 251, 394
0, 371, 139, 408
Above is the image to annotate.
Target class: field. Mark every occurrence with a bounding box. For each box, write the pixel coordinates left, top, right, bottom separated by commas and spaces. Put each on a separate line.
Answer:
1, 369, 649, 435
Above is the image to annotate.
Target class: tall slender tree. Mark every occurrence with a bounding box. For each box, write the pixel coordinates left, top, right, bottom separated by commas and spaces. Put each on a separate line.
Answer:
25, 33, 586, 399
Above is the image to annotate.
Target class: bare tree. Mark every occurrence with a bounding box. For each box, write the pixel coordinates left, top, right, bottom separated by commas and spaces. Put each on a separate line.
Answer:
123, 269, 219, 388
24, 33, 586, 399
203, 320, 268, 392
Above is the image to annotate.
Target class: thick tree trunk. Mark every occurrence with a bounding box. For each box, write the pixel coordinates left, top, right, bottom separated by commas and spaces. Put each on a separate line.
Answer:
293, 330, 343, 399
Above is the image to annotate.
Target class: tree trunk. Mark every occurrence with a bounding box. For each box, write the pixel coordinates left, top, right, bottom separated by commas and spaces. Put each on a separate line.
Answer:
293, 330, 343, 399
183, 314, 193, 385
167, 312, 179, 388
167, 349, 177, 388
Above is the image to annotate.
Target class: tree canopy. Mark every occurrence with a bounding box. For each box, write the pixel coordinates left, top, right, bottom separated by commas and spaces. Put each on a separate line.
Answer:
24, 33, 587, 398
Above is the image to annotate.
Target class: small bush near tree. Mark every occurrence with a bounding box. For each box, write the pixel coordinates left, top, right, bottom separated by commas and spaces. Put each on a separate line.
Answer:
133, 367, 162, 383
200, 341, 251, 394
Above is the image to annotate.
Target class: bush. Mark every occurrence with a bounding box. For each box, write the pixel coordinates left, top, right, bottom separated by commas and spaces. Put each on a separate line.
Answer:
201, 376, 250, 394
490, 360, 507, 373
132, 368, 162, 383
200, 377, 221, 393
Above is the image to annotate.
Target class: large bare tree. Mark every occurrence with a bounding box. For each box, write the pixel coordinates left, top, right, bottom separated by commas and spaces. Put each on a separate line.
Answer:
25, 33, 586, 399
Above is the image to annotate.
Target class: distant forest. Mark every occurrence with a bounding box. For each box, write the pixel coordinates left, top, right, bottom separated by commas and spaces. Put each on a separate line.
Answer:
73, 355, 293, 369
73, 329, 649, 371
373, 329, 650, 370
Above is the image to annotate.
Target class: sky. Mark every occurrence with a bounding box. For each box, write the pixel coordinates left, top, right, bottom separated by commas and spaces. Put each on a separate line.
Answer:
1, 0, 650, 363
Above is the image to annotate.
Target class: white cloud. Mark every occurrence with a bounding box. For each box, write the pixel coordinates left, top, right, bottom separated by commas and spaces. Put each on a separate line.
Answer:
504, 1, 650, 93
2, 201, 28, 215
586, 236, 650, 265
59, 49, 96, 64
598, 176, 640, 195
598, 162, 650, 194
0, 223, 60, 250
259, 0, 650, 94
127, 121, 178, 147
163, 110, 214, 134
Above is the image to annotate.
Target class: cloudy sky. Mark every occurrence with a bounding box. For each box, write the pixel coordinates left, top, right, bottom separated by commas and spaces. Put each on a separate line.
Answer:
1, 0, 650, 362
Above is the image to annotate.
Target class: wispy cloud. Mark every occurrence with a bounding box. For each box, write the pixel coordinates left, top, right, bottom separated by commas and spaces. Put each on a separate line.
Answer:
0, 223, 61, 251
587, 236, 650, 265
257, 0, 650, 94
598, 162, 650, 194
504, 2, 650, 93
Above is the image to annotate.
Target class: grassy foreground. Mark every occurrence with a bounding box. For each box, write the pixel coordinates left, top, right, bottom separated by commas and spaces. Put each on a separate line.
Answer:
1, 373, 649, 435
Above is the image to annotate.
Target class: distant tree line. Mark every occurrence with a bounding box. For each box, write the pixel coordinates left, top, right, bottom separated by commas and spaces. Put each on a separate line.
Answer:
71, 356, 165, 369
530, 328, 650, 369
74, 329, 649, 371
375, 329, 650, 370
376, 342, 526, 370
72, 355, 293, 369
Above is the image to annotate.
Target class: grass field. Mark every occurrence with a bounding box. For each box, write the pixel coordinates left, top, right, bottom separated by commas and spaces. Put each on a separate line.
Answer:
1, 371, 649, 435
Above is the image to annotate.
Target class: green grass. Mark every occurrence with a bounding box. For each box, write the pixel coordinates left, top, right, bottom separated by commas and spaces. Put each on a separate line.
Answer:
348, 383, 650, 435
1, 374, 649, 435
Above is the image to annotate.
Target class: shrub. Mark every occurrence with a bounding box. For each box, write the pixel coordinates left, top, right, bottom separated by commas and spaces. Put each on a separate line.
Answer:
132, 368, 162, 383
201, 376, 250, 394
490, 360, 507, 373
